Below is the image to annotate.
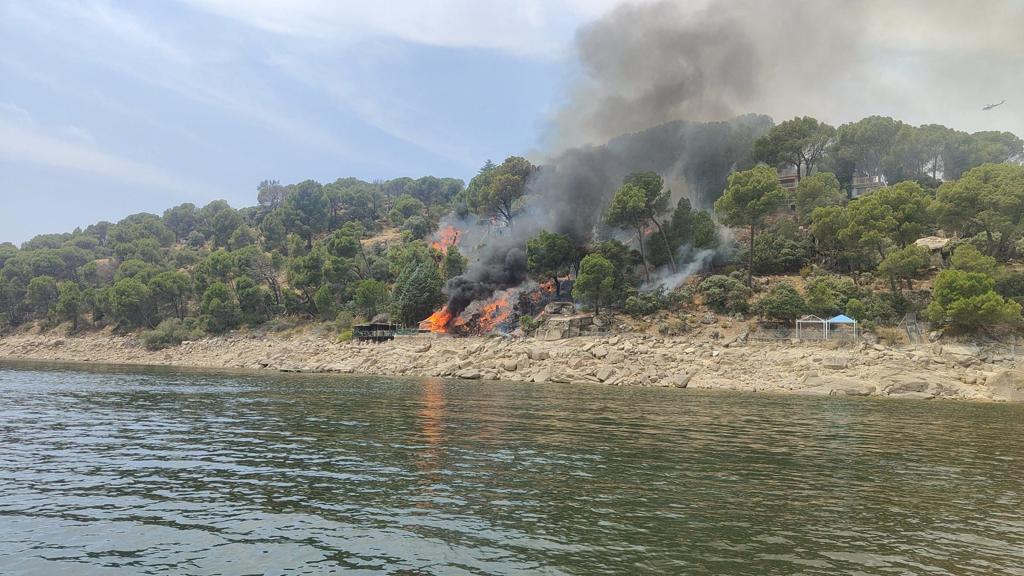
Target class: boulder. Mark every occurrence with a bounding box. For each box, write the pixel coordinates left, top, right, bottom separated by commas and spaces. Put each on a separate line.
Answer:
986, 370, 1024, 402
455, 369, 483, 380
822, 356, 849, 370
595, 366, 616, 382
701, 312, 717, 325
591, 345, 609, 359
664, 372, 692, 388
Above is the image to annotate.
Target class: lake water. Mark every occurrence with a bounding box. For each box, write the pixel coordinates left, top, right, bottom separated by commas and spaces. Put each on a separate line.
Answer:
0, 361, 1022, 575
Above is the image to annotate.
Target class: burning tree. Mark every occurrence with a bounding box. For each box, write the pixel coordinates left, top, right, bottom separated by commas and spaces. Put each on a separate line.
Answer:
526, 230, 576, 296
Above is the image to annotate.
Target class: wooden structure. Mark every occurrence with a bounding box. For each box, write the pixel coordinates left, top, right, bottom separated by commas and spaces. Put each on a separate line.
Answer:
353, 323, 398, 342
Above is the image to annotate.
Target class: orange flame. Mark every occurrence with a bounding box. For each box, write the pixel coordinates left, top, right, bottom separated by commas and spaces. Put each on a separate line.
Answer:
430, 225, 460, 254
422, 308, 453, 333
476, 296, 511, 333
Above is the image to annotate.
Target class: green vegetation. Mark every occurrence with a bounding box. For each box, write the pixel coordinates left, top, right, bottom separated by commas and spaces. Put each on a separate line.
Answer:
2, 114, 1023, 343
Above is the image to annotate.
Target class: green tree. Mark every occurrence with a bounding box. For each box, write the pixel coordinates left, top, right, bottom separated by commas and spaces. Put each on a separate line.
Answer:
477, 156, 534, 226
389, 194, 426, 226
235, 276, 274, 325
753, 116, 835, 180
313, 284, 337, 321
933, 163, 1024, 258
794, 172, 844, 222
714, 165, 786, 286
950, 244, 999, 276
925, 269, 1020, 331
149, 271, 191, 320
606, 183, 651, 281
283, 180, 329, 249
26, 275, 58, 320
257, 179, 288, 208
527, 230, 575, 296
572, 254, 615, 313
877, 245, 929, 294
200, 282, 241, 333
442, 246, 467, 281
832, 116, 903, 187
54, 281, 84, 330
109, 277, 154, 328
199, 200, 244, 248
753, 282, 806, 321
353, 279, 390, 319
162, 203, 198, 243
391, 263, 444, 326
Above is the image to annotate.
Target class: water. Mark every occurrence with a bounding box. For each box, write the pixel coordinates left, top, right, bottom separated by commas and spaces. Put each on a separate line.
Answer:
1, 361, 1022, 575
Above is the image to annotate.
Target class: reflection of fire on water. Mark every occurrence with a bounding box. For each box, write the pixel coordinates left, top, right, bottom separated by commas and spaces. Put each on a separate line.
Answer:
430, 225, 460, 254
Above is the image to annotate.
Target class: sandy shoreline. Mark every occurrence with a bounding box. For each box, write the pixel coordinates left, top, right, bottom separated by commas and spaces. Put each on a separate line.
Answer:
2, 327, 1023, 402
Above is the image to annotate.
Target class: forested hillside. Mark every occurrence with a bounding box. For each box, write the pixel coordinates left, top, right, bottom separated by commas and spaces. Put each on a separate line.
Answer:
2, 114, 1023, 348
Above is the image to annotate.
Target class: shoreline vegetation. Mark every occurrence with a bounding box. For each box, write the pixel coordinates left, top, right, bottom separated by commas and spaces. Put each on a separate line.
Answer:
3, 115, 1024, 407
2, 324, 1023, 402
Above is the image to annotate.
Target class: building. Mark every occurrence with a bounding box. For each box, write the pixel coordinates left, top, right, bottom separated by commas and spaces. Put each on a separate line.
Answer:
850, 171, 886, 198
776, 164, 799, 191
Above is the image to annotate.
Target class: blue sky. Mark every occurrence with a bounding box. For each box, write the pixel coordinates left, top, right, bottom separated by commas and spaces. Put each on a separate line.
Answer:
0, 0, 618, 244
3, 0, 1022, 245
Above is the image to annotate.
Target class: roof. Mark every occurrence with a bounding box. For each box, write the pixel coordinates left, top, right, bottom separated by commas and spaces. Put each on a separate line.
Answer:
828, 314, 857, 324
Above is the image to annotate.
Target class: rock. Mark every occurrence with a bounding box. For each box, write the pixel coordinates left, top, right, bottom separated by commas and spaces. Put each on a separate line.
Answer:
595, 366, 616, 382
413, 341, 432, 353
822, 356, 849, 370
888, 391, 935, 400
516, 357, 532, 371
502, 359, 519, 372
701, 312, 717, 325
986, 370, 1024, 402
528, 348, 551, 361
532, 370, 550, 383
455, 369, 483, 380
872, 344, 885, 352
608, 336, 621, 345
606, 350, 625, 363
665, 372, 692, 388
591, 345, 609, 359
886, 375, 930, 394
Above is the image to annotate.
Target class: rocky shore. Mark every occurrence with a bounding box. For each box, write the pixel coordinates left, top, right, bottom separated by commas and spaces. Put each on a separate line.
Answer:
2, 326, 1024, 402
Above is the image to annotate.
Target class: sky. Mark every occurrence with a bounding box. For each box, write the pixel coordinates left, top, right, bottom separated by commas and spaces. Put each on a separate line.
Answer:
2, 0, 1022, 245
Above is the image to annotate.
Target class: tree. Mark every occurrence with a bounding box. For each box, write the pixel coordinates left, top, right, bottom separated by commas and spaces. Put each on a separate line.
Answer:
623, 171, 676, 272
477, 156, 534, 226
949, 244, 999, 276
794, 172, 844, 222
391, 263, 444, 326
257, 179, 288, 207
572, 254, 615, 313
527, 231, 575, 296
943, 131, 1024, 180
283, 180, 328, 249
837, 181, 932, 264
149, 271, 191, 320
933, 163, 1024, 258
753, 282, 806, 321
753, 116, 835, 180
199, 200, 244, 248
925, 269, 1020, 331
877, 245, 929, 294
26, 276, 58, 320
109, 277, 154, 328
200, 282, 240, 333
389, 194, 426, 226
54, 281, 84, 330
832, 116, 902, 184
354, 279, 390, 319
714, 165, 786, 286
162, 203, 198, 243
442, 246, 467, 281
606, 183, 651, 281
235, 276, 274, 325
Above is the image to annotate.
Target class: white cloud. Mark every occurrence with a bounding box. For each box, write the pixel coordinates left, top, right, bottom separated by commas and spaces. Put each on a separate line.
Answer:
181, 0, 623, 57
0, 109, 215, 199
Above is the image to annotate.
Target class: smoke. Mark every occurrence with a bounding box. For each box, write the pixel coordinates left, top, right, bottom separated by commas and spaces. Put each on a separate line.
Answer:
438, 0, 1024, 322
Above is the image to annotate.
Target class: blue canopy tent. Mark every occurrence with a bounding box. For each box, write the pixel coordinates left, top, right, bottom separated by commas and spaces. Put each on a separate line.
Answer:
826, 314, 858, 339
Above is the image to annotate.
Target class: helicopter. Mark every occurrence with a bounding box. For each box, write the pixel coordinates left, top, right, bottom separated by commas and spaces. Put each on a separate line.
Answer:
982, 100, 1006, 111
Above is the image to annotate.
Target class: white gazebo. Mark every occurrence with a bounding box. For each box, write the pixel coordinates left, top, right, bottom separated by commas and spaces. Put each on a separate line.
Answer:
796, 315, 827, 340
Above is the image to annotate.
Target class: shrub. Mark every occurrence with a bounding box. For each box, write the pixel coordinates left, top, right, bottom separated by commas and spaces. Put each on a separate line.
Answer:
141, 318, 202, 350
698, 275, 751, 314
925, 269, 1021, 331
753, 282, 806, 321
519, 314, 538, 334
624, 287, 669, 317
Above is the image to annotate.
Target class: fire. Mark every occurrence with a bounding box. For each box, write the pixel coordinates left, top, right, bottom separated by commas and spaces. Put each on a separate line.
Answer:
422, 308, 453, 333
476, 296, 511, 333
431, 225, 460, 254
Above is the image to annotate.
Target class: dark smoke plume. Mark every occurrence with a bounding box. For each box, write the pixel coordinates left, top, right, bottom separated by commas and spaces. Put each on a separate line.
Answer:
440, 0, 864, 320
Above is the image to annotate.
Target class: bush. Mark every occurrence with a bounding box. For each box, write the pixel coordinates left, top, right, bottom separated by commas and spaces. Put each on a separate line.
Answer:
753, 282, 806, 321
698, 275, 751, 314
925, 269, 1021, 331
740, 230, 813, 275
141, 318, 202, 350
804, 275, 860, 317
519, 314, 538, 334
623, 287, 669, 317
